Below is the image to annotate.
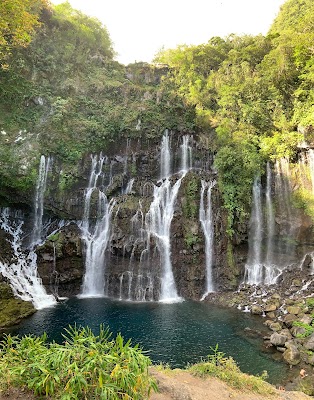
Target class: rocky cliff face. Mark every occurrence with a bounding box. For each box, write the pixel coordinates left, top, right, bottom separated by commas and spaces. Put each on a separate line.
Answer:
1, 133, 314, 310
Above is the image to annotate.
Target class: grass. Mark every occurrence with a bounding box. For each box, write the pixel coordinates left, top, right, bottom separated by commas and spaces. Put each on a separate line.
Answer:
188, 345, 275, 395
0, 325, 157, 399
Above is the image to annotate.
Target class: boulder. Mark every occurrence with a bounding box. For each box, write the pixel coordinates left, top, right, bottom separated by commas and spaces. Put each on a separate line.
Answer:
277, 347, 286, 353
264, 303, 277, 312
283, 314, 297, 328
269, 322, 282, 332
307, 354, 314, 365
286, 306, 302, 315
270, 332, 289, 347
304, 333, 314, 351
291, 325, 307, 338
291, 279, 302, 287
283, 343, 301, 365
251, 304, 263, 315
300, 315, 313, 325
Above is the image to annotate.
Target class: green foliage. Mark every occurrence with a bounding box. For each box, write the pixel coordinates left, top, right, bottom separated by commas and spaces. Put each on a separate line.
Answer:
189, 344, 273, 394
184, 232, 200, 248
292, 320, 314, 338
0, 0, 48, 68
291, 187, 314, 222
214, 142, 262, 235
183, 178, 199, 218
0, 325, 157, 399
306, 297, 314, 312
154, 0, 314, 233
47, 233, 60, 242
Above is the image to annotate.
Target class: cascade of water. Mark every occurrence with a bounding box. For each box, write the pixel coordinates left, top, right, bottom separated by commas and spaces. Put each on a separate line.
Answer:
244, 177, 263, 284
298, 152, 308, 189
160, 130, 171, 179
0, 208, 56, 309
123, 178, 135, 194
199, 180, 215, 299
308, 149, 314, 193
265, 162, 275, 268
145, 173, 185, 302
275, 159, 292, 221
119, 273, 124, 300
180, 135, 193, 172
31, 155, 51, 246
80, 155, 115, 297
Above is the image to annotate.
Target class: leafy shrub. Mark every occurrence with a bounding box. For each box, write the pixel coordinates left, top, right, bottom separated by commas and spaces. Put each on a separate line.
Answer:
0, 325, 157, 399
306, 297, 314, 312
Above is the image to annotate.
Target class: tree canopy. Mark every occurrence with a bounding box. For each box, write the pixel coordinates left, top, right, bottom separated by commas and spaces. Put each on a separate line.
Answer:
0, 0, 49, 68
154, 0, 314, 232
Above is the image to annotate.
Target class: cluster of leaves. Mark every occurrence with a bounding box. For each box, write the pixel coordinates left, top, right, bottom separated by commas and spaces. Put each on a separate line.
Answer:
0, 325, 156, 399
306, 297, 314, 312
0, 0, 48, 68
189, 344, 273, 395
292, 320, 314, 338
154, 0, 314, 233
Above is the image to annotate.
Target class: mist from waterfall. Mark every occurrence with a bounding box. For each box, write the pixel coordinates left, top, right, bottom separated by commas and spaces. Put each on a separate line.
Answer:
80, 155, 115, 297
199, 180, 215, 299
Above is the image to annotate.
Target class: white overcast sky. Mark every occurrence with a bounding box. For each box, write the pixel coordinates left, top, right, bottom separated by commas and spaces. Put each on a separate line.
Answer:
51, 0, 287, 65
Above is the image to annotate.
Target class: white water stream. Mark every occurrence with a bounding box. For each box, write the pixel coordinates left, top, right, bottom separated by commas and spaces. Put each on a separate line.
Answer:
80, 155, 115, 297
200, 180, 215, 299
31, 155, 51, 247
0, 155, 57, 309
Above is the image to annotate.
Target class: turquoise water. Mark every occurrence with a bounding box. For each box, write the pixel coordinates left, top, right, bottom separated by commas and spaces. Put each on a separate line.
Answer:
10, 298, 289, 384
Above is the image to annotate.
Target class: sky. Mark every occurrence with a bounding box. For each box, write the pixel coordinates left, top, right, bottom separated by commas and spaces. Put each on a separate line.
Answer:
51, 0, 287, 65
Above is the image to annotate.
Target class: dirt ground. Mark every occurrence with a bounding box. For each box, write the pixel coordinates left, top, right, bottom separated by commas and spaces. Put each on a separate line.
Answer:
149, 368, 312, 400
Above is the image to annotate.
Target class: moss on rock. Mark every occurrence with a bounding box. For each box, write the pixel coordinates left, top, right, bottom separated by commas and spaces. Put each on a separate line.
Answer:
0, 283, 35, 328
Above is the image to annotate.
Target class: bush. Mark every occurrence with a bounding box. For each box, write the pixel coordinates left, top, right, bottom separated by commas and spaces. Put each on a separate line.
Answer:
0, 325, 157, 399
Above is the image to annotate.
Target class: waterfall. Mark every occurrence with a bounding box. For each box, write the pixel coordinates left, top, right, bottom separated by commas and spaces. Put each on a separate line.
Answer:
145, 174, 185, 302
244, 177, 263, 284
308, 149, 314, 193
141, 131, 184, 302
180, 135, 192, 172
199, 180, 215, 299
160, 130, 171, 179
123, 178, 135, 194
80, 155, 115, 297
244, 165, 289, 286
31, 155, 51, 246
0, 208, 56, 309
275, 159, 292, 222
265, 162, 275, 268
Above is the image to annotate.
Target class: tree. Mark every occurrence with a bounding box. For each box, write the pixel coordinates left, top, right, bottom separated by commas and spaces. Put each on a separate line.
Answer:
0, 0, 48, 68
